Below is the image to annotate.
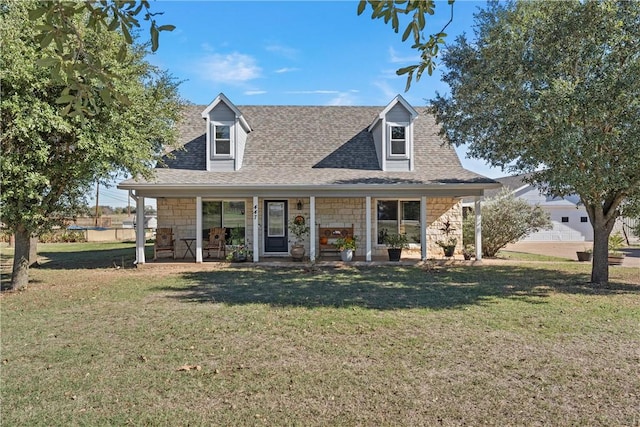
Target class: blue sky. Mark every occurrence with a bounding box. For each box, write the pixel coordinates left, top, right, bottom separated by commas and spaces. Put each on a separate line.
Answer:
148, 0, 475, 107
100, 0, 504, 207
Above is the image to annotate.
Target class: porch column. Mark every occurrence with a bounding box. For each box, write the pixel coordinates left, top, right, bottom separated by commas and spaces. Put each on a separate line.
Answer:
309, 196, 316, 262
421, 196, 428, 261
475, 197, 482, 261
365, 196, 372, 262
195, 197, 203, 263
135, 194, 146, 264
252, 196, 259, 262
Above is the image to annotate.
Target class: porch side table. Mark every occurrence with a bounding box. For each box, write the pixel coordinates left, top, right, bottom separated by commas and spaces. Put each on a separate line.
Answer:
180, 238, 196, 259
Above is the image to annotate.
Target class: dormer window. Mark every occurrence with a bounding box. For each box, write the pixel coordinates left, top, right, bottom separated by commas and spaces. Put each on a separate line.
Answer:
212, 122, 233, 159
388, 123, 408, 158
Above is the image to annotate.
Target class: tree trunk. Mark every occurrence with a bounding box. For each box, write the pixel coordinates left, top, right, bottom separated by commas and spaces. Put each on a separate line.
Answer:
29, 235, 38, 265
10, 226, 31, 290
590, 217, 616, 285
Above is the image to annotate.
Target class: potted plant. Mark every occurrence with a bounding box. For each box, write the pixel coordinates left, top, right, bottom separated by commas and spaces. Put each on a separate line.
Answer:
462, 244, 475, 260
335, 235, 357, 262
383, 233, 409, 261
227, 244, 252, 262
608, 233, 625, 266
436, 218, 457, 258
288, 216, 310, 261
226, 228, 249, 262
576, 247, 592, 262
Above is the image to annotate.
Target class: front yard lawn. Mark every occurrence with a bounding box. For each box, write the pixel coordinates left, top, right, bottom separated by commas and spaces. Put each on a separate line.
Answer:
1, 243, 639, 425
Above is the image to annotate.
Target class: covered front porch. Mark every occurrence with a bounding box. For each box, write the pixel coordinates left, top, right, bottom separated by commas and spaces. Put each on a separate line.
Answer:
129, 188, 486, 265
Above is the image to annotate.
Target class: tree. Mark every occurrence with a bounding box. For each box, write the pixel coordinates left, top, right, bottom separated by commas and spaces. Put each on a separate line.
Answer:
358, 0, 455, 91
463, 189, 551, 258
432, 1, 640, 284
1, 2, 184, 290
26, 0, 174, 118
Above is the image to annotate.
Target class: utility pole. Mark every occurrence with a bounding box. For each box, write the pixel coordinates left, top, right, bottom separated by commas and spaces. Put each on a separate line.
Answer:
94, 182, 100, 227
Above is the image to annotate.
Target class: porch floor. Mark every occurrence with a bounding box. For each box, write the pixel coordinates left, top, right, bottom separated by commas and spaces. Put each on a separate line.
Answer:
146, 252, 473, 267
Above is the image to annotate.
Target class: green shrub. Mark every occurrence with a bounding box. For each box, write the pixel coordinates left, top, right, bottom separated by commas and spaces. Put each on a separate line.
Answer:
39, 230, 87, 243
469, 189, 552, 257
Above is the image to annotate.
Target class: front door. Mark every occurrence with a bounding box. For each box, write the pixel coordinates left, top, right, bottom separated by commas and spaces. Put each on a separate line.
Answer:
264, 200, 288, 253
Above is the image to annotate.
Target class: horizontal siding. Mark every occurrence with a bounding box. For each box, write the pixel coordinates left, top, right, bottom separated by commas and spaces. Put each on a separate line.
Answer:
386, 103, 411, 123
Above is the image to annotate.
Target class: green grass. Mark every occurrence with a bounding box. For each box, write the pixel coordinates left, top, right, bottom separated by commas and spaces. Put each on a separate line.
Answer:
496, 250, 573, 262
1, 243, 639, 426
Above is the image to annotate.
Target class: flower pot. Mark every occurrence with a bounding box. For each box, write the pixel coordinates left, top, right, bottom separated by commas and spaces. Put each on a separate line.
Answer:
232, 252, 247, 262
608, 254, 624, 266
443, 245, 455, 258
463, 254, 472, 260
320, 236, 328, 245
387, 248, 402, 262
340, 249, 353, 262
290, 245, 305, 261
576, 251, 592, 262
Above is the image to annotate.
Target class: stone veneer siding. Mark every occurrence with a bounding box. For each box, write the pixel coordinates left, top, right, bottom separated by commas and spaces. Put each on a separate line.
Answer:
157, 197, 254, 257
157, 196, 462, 259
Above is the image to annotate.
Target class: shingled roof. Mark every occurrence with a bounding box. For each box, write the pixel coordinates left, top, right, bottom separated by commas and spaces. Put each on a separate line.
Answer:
121, 104, 497, 188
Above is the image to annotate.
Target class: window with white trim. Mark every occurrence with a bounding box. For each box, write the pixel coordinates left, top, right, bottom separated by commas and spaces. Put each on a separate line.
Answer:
387, 123, 408, 157
211, 123, 233, 158
377, 200, 421, 244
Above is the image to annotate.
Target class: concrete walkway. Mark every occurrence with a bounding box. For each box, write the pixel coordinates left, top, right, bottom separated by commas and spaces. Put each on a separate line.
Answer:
504, 241, 640, 268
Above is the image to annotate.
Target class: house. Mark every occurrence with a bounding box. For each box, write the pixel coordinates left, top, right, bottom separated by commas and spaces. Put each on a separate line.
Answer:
117, 93, 500, 263
476, 174, 594, 242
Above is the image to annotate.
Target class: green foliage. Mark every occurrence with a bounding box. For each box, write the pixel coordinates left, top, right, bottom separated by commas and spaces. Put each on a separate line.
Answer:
25, 0, 175, 118
462, 215, 475, 247
39, 230, 87, 243
431, 0, 640, 282
357, 0, 454, 91
288, 216, 310, 244
633, 221, 640, 240
383, 233, 409, 249
436, 218, 457, 250
229, 227, 245, 246
335, 235, 357, 251
608, 233, 625, 255
462, 244, 475, 258
1, 1, 184, 288
476, 189, 552, 258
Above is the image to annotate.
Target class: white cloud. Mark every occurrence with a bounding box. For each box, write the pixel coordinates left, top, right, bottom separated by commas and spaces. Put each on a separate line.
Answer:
388, 46, 419, 64
285, 90, 340, 95
326, 92, 358, 106
245, 90, 267, 96
265, 43, 299, 59
283, 90, 359, 105
198, 53, 262, 84
373, 80, 397, 100
274, 67, 300, 74
200, 42, 214, 52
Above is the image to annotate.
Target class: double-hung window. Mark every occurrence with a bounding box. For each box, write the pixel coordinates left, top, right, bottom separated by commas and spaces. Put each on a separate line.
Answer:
211, 123, 233, 158
387, 123, 408, 157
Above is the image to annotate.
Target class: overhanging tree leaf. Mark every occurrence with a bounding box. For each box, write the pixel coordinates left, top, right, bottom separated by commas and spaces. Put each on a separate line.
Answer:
358, 0, 455, 90
1, 1, 185, 290
25, 0, 175, 119
431, 0, 640, 284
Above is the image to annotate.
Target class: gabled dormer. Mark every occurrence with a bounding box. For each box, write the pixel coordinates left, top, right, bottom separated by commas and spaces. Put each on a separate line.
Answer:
201, 93, 251, 171
368, 95, 418, 172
